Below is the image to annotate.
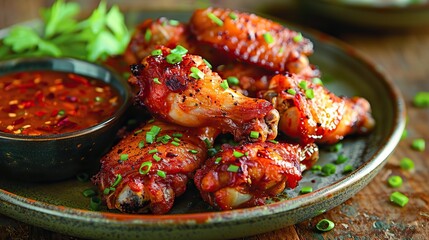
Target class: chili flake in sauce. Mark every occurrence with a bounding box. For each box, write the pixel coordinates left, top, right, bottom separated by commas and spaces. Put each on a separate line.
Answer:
0, 71, 121, 135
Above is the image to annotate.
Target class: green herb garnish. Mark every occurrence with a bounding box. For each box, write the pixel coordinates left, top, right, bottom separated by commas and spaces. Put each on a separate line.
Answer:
316, 219, 335, 231
390, 191, 409, 207
0, 0, 130, 62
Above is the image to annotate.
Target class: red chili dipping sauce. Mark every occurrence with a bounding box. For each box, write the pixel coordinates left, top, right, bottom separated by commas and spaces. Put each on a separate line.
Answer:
0, 71, 121, 135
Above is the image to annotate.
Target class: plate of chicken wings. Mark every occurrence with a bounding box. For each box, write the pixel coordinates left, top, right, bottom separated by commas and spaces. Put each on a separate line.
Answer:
0, 7, 405, 240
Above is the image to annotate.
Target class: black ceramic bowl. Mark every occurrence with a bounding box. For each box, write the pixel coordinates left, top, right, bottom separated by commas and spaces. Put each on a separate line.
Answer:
0, 58, 131, 182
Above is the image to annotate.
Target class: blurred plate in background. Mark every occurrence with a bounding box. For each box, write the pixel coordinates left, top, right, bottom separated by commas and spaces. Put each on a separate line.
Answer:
298, 0, 429, 29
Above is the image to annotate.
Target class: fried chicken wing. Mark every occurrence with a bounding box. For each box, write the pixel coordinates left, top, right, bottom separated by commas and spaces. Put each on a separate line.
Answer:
130, 46, 279, 142
92, 119, 218, 214
189, 8, 316, 77
216, 63, 273, 97
262, 74, 375, 144
124, 18, 188, 65
194, 141, 319, 210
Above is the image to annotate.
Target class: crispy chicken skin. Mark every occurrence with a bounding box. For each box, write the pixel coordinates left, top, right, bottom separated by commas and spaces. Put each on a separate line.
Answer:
262, 74, 375, 144
92, 120, 218, 214
129, 46, 279, 142
216, 63, 274, 97
122, 17, 275, 97
194, 141, 319, 210
124, 9, 320, 97
123, 17, 223, 67
189, 7, 316, 77
124, 18, 189, 65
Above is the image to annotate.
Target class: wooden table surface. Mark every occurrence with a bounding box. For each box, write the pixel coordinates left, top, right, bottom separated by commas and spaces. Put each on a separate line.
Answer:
0, 1, 428, 239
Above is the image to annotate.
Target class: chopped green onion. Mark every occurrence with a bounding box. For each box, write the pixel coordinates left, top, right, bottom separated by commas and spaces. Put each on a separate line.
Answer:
153, 78, 161, 84
342, 165, 354, 174
413, 91, 429, 107
411, 138, 425, 152
146, 132, 155, 144
220, 80, 229, 90
171, 141, 180, 146
157, 170, 167, 178
399, 157, 414, 170
321, 163, 336, 176
139, 161, 152, 175
148, 149, 158, 154
204, 138, 212, 148
250, 131, 260, 139
168, 19, 180, 26
214, 157, 222, 164
227, 164, 239, 172
293, 32, 303, 43
170, 45, 188, 55
189, 149, 198, 154
172, 133, 183, 138
229, 12, 238, 20
298, 80, 308, 90
312, 77, 323, 85
166, 45, 188, 64
300, 186, 313, 194
203, 59, 212, 69
57, 109, 66, 116
225, 76, 239, 86
76, 172, 89, 182
233, 150, 244, 158
103, 188, 111, 195
173, 137, 181, 142
263, 32, 275, 44
120, 154, 129, 161
166, 53, 183, 64
151, 49, 162, 56
207, 12, 223, 26
144, 29, 152, 42
147, 118, 155, 123
89, 196, 102, 211
153, 154, 161, 162
190, 66, 204, 79
316, 219, 335, 232
311, 165, 322, 173
103, 188, 114, 195
335, 154, 349, 164
156, 134, 172, 144
305, 89, 314, 99
287, 89, 296, 95
268, 139, 279, 144
388, 175, 403, 188
82, 188, 96, 197
390, 191, 409, 207
329, 142, 343, 152
138, 140, 145, 149
150, 125, 161, 135
134, 129, 143, 135
111, 174, 122, 188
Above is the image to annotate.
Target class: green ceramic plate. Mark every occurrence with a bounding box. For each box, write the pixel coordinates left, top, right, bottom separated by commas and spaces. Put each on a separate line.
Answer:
0, 11, 406, 240
299, 0, 429, 29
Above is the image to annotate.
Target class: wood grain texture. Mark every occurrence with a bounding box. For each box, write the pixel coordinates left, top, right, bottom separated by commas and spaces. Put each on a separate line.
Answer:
0, 1, 429, 240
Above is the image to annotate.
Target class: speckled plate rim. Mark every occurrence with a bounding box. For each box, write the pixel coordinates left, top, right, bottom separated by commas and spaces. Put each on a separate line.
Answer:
0, 13, 406, 239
